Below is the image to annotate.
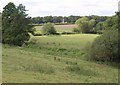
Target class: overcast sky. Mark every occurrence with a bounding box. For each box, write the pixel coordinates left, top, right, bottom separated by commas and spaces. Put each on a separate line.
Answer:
0, 0, 119, 17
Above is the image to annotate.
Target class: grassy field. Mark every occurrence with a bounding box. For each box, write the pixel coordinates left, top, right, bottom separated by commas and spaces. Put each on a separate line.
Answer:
30, 34, 98, 50
34, 24, 76, 34
2, 34, 118, 83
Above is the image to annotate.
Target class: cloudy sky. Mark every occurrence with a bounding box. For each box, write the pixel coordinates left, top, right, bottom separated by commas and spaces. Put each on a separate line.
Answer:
0, 0, 119, 17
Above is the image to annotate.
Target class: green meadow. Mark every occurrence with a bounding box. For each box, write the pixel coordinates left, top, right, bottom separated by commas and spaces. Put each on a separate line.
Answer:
2, 32, 118, 83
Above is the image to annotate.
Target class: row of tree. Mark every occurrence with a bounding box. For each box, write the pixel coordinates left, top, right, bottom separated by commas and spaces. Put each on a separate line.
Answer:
33, 16, 111, 35
73, 16, 116, 34
32, 16, 80, 24
32, 15, 108, 24
34, 16, 116, 35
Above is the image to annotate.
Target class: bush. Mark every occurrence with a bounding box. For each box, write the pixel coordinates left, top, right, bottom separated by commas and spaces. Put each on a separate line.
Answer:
72, 27, 80, 33
42, 22, 56, 35
89, 12, 119, 63
89, 29, 118, 62
66, 65, 97, 76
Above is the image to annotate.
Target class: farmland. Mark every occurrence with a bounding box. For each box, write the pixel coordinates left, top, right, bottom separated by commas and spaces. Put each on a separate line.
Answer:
34, 24, 77, 34
2, 31, 118, 83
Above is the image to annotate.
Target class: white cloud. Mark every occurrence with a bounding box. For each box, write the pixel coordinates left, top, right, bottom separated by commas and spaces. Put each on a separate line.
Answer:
0, 0, 119, 17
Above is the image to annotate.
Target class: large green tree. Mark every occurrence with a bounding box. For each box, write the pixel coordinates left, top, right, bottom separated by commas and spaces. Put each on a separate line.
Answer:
75, 17, 93, 33
2, 2, 34, 46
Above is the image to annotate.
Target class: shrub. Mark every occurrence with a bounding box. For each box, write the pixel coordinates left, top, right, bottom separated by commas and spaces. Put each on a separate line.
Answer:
72, 27, 80, 33
66, 65, 97, 76
42, 22, 56, 35
89, 29, 118, 62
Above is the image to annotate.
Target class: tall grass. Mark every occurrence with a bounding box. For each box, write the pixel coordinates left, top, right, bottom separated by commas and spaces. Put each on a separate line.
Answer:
66, 65, 98, 76
2, 34, 118, 83
24, 64, 55, 74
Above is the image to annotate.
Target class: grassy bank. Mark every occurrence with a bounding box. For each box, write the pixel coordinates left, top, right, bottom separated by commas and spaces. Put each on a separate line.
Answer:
2, 34, 118, 83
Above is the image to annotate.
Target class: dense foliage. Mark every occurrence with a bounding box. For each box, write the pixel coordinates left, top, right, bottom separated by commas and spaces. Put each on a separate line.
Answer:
95, 22, 105, 33
32, 15, 81, 24
42, 22, 56, 35
90, 29, 118, 62
2, 2, 34, 46
32, 15, 107, 25
89, 12, 119, 63
75, 17, 95, 33
74, 15, 116, 34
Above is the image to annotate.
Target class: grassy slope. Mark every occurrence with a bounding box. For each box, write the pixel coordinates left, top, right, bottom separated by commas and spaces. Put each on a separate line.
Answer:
2, 34, 118, 83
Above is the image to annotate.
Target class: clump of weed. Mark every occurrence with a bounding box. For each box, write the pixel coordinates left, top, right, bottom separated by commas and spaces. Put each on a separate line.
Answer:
56, 48, 66, 52
24, 64, 55, 74
54, 57, 61, 61
46, 42, 48, 45
65, 61, 77, 65
66, 65, 97, 76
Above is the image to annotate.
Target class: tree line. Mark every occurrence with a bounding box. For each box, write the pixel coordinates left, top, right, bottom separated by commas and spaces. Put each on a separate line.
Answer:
40, 15, 116, 35
31, 15, 108, 24
73, 16, 116, 34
